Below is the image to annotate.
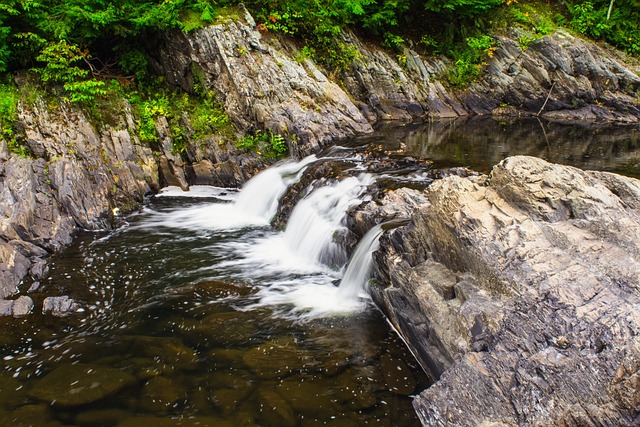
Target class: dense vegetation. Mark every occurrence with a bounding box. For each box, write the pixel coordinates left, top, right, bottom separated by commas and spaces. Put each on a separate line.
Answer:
1, 0, 638, 155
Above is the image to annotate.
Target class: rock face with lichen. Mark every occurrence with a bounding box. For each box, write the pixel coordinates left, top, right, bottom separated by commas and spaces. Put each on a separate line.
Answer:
356, 156, 640, 425
150, 7, 373, 157
340, 29, 640, 122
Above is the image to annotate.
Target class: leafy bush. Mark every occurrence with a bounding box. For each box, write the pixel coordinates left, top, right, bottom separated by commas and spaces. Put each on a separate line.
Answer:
134, 95, 170, 143
567, 0, 640, 55
444, 35, 497, 89
130, 87, 234, 154
236, 130, 288, 159
424, 0, 506, 16
0, 82, 18, 140
34, 40, 107, 103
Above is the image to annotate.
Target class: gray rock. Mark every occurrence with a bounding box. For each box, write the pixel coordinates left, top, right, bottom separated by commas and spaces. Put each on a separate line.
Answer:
11, 296, 34, 317
0, 300, 13, 316
340, 28, 640, 123
42, 296, 80, 316
29, 257, 48, 280
467, 30, 640, 121
361, 156, 640, 425
0, 239, 30, 299
151, 6, 373, 156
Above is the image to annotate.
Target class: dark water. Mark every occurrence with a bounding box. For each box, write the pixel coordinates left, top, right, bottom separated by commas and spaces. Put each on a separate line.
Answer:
2, 118, 640, 427
1, 192, 429, 426
357, 116, 640, 178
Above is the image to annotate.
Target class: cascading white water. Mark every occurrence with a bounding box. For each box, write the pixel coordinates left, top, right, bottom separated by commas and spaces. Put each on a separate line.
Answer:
234, 155, 317, 221
135, 155, 316, 232
142, 159, 384, 319
337, 224, 384, 300
282, 174, 375, 270
239, 173, 381, 318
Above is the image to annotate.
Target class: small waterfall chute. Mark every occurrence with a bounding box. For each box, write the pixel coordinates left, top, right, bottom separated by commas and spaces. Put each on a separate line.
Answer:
251, 222, 385, 319
337, 224, 384, 300
282, 174, 374, 270
133, 155, 316, 232
234, 154, 317, 222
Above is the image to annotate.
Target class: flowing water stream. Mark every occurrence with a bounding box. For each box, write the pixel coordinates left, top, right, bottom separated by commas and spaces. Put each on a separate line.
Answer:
1, 118, 639, 426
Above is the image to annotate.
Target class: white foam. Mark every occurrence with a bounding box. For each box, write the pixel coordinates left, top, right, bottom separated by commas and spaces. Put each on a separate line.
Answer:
156, 185, 238, 200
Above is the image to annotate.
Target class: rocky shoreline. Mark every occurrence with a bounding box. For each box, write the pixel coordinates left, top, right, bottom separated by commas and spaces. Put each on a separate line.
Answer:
351, 156, 640, 425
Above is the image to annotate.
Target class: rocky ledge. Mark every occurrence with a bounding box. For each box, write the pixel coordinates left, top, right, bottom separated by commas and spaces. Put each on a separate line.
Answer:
0, 100, 266, 315
357, 156, 640, 425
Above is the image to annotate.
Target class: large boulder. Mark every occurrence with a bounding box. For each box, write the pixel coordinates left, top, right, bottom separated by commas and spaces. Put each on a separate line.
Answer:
366, 156, 640, 425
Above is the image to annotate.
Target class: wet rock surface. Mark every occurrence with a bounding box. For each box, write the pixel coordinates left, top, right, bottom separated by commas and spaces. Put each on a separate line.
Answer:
0, 99, 262, 314
41, 296, 80, 316
359, 155, 640, 425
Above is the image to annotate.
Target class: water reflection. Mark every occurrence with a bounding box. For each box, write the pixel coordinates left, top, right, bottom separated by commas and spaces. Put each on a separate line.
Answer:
361, 117, 640, 177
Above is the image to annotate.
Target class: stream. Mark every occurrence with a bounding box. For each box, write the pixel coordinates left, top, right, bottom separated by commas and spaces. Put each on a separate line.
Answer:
1, 118, 639, 426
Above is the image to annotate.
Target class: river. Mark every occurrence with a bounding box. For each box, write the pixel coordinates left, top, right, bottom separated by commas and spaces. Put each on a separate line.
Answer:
1, 118, 639, 426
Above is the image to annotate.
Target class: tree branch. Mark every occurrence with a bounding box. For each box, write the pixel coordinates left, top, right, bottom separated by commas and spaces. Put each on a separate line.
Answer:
536, 81, 556, 117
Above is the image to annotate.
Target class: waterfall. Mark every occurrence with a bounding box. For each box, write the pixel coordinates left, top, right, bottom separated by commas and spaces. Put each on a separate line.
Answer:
282, 174, 374, 270
337, 224, 384, 300
150, 158, 384, 319
133, 156, 316, 232
234, 155, 317, 221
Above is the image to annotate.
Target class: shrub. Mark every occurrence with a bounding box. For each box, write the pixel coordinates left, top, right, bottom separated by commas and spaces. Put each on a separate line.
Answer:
236, 130, 288, 159
444, 35, 497, 89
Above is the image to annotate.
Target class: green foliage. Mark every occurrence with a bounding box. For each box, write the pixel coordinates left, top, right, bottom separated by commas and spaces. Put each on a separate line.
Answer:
35, 40, 87, 83
117, 49, 150, 83
63, 79, 107, 103
0, 80, 33, 157
34, 40, 106, 103
188, 94, 232, 140
0, 82, 19, 141
443, 35, 497, 89
567, 0, 640, 55
424, 0, 506, 15
130, 87, 233, 154
383, 33, 405, 52
245, 0, 413, 69
134, 95, 171, 143
236, 130, 288, 159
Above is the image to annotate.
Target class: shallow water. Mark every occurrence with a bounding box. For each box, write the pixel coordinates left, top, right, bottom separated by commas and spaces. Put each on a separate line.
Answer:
1, 180, 428, 426
2, 118, 640, 426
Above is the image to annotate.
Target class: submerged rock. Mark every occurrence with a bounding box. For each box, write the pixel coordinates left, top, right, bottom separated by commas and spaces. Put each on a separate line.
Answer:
364, 155, 640, 425
242, 336, 318, 379
115, 416, 237, 427
138, 376, 186, 413
181, 311, 258, 348
27, 364, 137, 407
0, 404, 53, 427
